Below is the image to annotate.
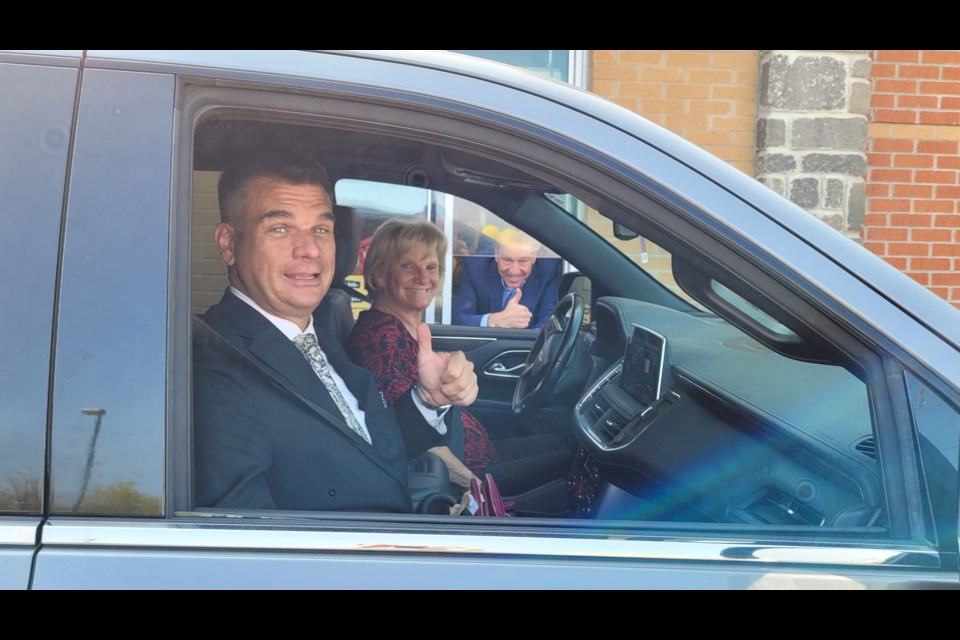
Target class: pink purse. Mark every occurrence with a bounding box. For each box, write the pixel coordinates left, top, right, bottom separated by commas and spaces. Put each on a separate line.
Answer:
469, 473, 513, 517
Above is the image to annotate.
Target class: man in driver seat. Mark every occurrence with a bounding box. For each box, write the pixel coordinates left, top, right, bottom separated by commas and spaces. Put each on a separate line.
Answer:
193, 152, 479, 512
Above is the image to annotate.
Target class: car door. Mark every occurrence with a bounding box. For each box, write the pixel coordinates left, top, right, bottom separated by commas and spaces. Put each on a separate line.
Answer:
0, 52, 79, 589
28, 56, 173, 588
26, 50, 960, 589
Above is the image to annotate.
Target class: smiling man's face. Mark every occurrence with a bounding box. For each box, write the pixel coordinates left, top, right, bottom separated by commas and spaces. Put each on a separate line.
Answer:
216, 177, 336, 330
495, 244, 537, 289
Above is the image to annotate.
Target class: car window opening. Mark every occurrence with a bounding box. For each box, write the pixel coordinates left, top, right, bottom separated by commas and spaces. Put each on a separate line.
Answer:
188, 110, 889, 539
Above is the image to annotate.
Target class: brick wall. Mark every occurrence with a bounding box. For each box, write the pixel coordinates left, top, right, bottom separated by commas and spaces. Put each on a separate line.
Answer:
192, 170, 229, 315
589, 51, 758, 302
865, 50, 960, 305
591, 50, 758, 174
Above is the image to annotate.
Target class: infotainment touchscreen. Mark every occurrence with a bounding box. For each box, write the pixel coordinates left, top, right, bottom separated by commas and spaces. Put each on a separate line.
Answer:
619, 324, 666, 407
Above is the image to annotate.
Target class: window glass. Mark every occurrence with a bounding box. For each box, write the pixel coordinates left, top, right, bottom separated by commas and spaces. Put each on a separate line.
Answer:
192, 170, 226, 316
452, 50, 572, 82
188, 111, 888, 541
710, 281, 794, 335
904, 371, 959, 547
0, 62, 76, 513
549, 194, 703, 308
50, 69, 172, 515
335, 179, 560, 325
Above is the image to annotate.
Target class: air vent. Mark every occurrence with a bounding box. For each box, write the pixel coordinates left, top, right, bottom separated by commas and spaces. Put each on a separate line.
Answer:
582, 397, 626, 444
854, 436, 876, 460
585, 398, 607, 425
595, 415, 627, 442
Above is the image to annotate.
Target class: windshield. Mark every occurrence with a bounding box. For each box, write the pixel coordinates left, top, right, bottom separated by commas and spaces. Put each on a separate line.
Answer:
545, 192, 708, 311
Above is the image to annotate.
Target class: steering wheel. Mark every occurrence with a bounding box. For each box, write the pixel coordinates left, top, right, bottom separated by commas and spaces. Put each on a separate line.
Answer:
512, 293, 585, 415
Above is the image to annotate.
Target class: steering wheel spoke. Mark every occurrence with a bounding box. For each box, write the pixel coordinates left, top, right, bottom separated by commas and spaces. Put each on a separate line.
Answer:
545, 314, 563, 335
512, 293, 585, 414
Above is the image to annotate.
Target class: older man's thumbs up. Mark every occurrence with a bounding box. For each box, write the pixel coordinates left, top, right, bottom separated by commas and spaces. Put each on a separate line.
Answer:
488, 288, 533, 329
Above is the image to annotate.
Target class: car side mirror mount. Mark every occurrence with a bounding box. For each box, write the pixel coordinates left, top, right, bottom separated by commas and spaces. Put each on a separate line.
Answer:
613, 222, 639, 241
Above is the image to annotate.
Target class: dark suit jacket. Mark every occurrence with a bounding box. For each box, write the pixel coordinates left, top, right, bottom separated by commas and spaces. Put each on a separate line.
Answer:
452, 257, 561, 329
193, 289, 442, 512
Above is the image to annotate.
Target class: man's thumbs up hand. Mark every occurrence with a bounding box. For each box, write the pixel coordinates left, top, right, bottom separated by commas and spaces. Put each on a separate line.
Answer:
490, 288, 532, 329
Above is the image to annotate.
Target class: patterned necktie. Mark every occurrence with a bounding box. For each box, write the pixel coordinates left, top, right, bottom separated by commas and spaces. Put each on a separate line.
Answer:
501, 286, 517, 310
293, 333, 371, 444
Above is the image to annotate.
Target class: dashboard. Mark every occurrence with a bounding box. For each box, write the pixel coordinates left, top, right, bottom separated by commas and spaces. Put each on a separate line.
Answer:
569, 297, 884, 528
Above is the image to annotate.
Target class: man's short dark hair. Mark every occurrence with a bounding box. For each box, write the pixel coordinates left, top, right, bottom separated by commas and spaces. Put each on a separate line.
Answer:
218, 151, 334, 225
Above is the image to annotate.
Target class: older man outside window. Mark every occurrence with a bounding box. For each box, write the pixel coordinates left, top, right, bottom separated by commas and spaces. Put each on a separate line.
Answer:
452, 229, 560, 330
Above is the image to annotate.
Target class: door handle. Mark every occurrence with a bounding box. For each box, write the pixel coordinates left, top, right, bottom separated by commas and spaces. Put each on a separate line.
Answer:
482, 350, 530, 379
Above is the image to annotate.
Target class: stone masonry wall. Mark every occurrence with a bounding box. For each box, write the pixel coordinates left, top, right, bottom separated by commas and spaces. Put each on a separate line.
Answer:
756, 51, 872, 239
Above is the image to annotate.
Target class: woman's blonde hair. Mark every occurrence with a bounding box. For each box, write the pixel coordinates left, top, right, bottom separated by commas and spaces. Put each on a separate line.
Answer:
364, 218, 448, 299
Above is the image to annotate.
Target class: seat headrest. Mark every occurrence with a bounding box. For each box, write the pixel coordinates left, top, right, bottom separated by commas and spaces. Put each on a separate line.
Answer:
333, 205, 361, 284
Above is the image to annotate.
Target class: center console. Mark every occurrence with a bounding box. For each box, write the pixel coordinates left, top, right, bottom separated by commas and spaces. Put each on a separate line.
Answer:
570, 325, 679, 517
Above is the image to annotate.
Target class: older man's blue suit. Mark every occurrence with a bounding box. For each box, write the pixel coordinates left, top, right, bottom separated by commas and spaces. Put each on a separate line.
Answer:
194, 289, 441, 512
452, 257, 561, 330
